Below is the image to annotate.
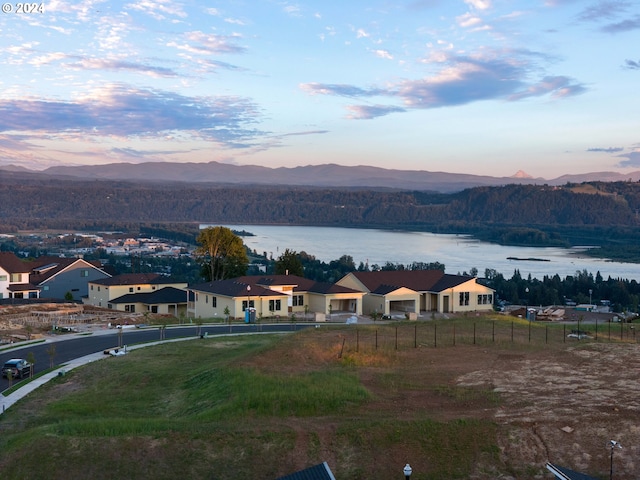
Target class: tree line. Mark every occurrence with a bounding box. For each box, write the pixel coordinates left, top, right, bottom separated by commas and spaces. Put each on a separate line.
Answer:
1, 178, 640, 252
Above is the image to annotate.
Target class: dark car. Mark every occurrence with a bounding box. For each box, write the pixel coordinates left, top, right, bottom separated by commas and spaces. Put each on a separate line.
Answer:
2, 358, 32, 379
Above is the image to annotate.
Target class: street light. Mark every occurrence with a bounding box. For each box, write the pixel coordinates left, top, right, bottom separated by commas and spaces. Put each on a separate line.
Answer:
403, 463, 412, 480
246, 285, 251, 311
589, 288, 593, 307
609, 440, 622, 480
525, 287, 529, 320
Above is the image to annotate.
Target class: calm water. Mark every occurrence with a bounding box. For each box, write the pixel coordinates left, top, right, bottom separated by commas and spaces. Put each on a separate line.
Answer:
208, 224, 640, 281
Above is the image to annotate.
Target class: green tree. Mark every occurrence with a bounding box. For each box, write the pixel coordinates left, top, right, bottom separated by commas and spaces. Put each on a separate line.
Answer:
195, 226, 248, 281
275, 248, 304, 276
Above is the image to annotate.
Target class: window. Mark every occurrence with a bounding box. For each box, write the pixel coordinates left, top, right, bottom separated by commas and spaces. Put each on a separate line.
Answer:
242, 300, 255, 311
151, 306, 158, 313
10, 273, 21, 282
129, 287, 134, 293
292, 295, 304, 306
91, 285, 94, 291
0, 275, 7, 281
459, 292, 469, 306
43, 286, 49, 291
269, 299, 282, 312
205, 295, 208, 304
212, 296, 217, 307
477, 294, 493, 305
125, 305, 136, 313
81, 270, 89, 277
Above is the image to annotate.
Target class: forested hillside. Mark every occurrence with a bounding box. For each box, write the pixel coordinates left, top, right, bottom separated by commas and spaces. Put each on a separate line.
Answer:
1, 176, 639, 253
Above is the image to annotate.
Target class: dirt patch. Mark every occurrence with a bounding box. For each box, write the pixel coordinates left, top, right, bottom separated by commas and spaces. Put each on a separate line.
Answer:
244, 330, 640, 478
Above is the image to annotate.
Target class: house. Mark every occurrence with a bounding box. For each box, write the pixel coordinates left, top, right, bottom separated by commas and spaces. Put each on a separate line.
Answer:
189, 279, 289, 320
84, 273, 188, 314
188, 274, 365, 320
108, 286, 188, 317
234, 275, 364, 316
276, 462, 336, 480
337, 270, 495, 316
0, 252, 40, 300
28, 256, 111, 301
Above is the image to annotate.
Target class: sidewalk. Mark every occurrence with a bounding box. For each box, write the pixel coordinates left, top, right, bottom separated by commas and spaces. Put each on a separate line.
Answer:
0, 334, 195, 416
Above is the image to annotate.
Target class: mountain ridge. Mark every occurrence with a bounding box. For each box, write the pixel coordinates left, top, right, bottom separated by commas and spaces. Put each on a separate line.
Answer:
2, 161, 639, 193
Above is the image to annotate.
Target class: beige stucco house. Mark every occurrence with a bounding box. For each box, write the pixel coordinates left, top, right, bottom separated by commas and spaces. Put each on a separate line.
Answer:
337, 270, 495, 316
188, 274, 365, 320
84, 273, 188, 315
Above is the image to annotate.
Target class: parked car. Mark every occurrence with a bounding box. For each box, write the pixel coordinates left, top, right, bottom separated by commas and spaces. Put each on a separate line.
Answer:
2, 358, 32, 379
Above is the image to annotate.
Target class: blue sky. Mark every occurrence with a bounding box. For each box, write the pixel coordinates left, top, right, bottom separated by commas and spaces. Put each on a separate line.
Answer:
0, 0, 638, 178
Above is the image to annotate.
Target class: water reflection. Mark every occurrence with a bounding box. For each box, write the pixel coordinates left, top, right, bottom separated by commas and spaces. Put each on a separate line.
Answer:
208, 224, 639, 281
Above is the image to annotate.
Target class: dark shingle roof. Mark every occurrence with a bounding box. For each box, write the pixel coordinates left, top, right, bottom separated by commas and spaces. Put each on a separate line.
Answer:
110, 287, 188, 305
28, 256, 108, 284
0, 252, 31, 273
190, 279, 284, 298
306, 281, 361, 295
276, 462, 336, 480
370, 283, 411, 295
430, 274, 474, 292
236, 274, 316, 291
348, 270, 446, 292
226, 275, 362, 296
91, 273, 176, 286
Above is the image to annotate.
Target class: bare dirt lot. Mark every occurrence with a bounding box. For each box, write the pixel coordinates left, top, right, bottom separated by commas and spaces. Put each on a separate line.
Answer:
244, 327, 640, 479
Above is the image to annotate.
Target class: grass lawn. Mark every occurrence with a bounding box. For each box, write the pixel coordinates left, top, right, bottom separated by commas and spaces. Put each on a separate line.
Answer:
0, 318, 633, 479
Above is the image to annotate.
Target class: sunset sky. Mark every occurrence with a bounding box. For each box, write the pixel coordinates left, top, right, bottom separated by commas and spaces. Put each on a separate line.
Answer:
0, 0, 639, 178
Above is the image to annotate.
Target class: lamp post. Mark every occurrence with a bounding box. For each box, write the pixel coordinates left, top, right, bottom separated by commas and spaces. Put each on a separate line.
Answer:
609, 440, 622, 480
525, 287, 529, 320
403, 463, 412, 480
589, 288, 593, 308
247, 285, 251, 310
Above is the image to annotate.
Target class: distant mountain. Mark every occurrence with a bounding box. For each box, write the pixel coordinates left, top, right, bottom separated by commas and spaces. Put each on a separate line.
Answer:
2, 161, 639, 193
511, 170, 533, 179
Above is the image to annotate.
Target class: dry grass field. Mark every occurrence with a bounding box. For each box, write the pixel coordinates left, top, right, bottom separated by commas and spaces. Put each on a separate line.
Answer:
1, 319, 639, 479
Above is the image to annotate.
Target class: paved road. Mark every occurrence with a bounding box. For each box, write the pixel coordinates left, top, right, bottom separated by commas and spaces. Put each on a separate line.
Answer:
1, 322, 312, 392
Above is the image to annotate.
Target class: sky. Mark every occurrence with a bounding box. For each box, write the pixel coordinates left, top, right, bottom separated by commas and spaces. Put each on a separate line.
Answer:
0, 0, 639, 179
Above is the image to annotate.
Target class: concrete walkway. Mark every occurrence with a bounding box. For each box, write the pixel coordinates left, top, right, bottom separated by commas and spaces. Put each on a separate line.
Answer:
0, 334, 196, 416
1, 315, 379, 416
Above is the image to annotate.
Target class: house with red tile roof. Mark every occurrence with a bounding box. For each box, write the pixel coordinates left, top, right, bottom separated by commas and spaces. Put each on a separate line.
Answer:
337, 270, 494, 316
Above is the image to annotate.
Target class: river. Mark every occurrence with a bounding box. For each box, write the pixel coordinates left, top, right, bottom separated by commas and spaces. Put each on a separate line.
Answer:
206, 224, 640, 281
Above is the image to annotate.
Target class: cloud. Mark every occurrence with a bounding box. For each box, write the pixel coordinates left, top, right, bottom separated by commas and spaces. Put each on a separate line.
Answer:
577, 1, 630, 22
346, 105, 406, 120
398, 55, 525, 108
601, 14, 640, 33
587, 147, 624, 153
0, 84, 264, 147
616, 151, 640, 167
126, 0, 188, 21
277, 130, 329, 137
465, 0, 491, 10
69, 58, 179, 77
300, 83, 384, 97
457, 13, 483, 28
624, 59, 640, 69
168, 31, 245, 55
302, 51, 586, 118
373, 49, 393, 60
